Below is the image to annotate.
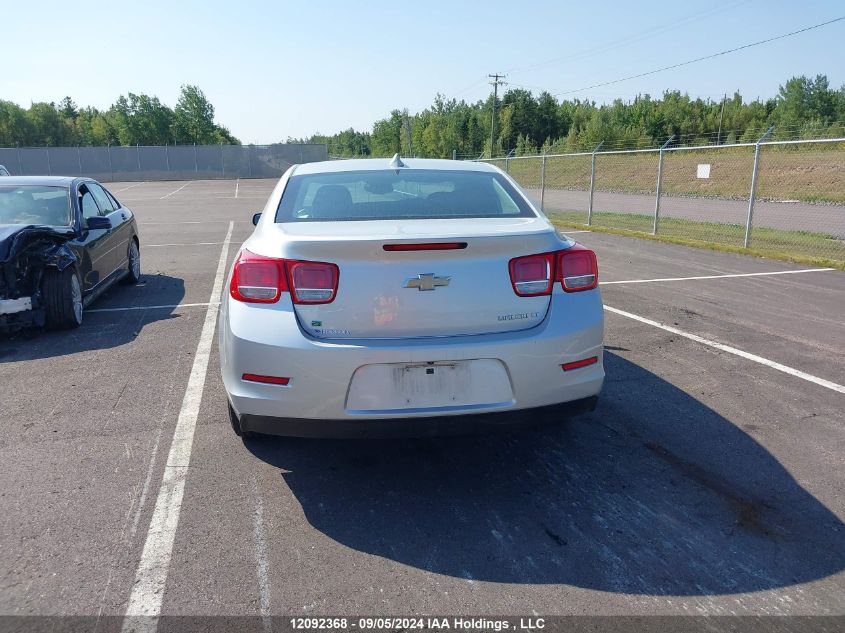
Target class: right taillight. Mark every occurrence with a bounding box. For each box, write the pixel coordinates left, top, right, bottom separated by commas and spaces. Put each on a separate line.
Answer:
509, 253, 555, 296
557, 246, 598, 292
230, 250, 339, 304
509, 245, 598, 296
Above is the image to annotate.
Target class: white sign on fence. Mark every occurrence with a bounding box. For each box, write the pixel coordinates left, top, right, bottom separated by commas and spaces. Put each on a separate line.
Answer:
697, 164, 711, 179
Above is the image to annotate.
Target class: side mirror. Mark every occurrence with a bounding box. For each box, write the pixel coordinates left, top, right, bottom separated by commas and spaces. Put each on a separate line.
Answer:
252, 212, 262, 226
86, 216, 113, 231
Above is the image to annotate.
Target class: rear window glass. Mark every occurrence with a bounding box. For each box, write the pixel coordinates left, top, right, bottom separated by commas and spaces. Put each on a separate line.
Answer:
275, 169, 535, 222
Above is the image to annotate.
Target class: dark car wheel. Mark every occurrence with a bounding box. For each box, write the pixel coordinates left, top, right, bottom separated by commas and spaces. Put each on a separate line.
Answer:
42, 267, 83, 329
123, 238, 141, 284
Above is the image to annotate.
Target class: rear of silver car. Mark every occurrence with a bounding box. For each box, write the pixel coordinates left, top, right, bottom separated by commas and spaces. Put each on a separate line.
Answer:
219, 160, 604, 437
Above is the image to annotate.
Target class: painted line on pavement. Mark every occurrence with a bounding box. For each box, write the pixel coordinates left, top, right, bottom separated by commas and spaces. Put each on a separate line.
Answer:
604, 304, 845, 395
87, 302, 216, 313
144, 242, 226, 248
113, 182, 146, 193
121, 221, 233, 632
601, 268, 835, 285
160, 182, 191, 199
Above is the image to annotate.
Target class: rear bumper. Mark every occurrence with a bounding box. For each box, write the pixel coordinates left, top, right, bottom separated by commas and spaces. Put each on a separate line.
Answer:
220, 287, 605, 423
239, 396, 598, 438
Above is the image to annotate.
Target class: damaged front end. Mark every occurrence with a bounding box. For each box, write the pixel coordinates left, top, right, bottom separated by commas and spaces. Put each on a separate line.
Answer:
0, 225, 77, 331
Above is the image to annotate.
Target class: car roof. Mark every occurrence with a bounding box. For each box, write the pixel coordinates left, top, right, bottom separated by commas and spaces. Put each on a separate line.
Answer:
0, 176, 86, 187
291, 157, 498, 176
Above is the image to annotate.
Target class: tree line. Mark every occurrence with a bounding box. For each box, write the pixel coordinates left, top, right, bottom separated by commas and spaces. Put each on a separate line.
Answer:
0, 85, 239, 147
298, 74, 845, 158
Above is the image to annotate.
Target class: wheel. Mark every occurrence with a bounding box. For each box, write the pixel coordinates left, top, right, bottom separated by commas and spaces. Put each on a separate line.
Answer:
123, 238, 141, 284
42, 267, 83, 329
228, 401, 253, 438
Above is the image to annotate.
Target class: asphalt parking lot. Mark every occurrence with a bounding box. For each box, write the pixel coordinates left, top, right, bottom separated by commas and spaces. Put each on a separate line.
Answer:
1, 178, 843, 625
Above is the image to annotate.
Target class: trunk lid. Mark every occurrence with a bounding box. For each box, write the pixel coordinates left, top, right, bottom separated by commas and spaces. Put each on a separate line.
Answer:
251, 218, 568, 340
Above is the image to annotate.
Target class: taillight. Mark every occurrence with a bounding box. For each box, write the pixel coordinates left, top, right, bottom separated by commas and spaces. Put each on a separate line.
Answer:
509, 253, 555, 296
230, 251, 339, 304
230, 249, 287, 303
557, 246, 598, 292
286, 261, 339, 304
509, 245, 598, 296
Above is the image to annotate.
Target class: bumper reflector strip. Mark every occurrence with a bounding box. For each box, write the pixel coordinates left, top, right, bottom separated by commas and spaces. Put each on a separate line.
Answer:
242, 373, 290, 385
561, 356, 598, 371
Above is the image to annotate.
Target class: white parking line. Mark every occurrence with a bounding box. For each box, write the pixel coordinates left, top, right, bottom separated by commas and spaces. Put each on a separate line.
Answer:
121, 221, 233, 632
139, 220, 248, 225
235, 178, 239, 199
601, 268, 835, 285
87, 302, 217, 313
561, 229, 591, 234
144, 242, 225, 248
251, 477, 272, 633
159, 182, 191, 199
112, 182, 146, 193
604, 305, 845, 394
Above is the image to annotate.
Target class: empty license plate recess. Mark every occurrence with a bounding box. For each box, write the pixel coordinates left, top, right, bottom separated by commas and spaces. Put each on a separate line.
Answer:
345, 359, 514, 414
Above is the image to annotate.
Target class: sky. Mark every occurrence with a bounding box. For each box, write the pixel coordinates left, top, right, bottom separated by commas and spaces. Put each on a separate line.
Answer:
4, 0, 845, 143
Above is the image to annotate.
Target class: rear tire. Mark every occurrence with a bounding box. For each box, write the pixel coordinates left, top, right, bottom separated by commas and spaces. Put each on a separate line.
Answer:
228, 401, 253, 439
42, 267, 83, 329
123, 238, 141, 284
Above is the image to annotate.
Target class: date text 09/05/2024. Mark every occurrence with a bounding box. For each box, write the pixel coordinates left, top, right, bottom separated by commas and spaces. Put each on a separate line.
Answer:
289, 617, 547, 631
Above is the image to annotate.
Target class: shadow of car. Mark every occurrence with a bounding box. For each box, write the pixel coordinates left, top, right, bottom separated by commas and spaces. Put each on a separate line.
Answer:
0, 272, 184, 362
245, 351, 845, 595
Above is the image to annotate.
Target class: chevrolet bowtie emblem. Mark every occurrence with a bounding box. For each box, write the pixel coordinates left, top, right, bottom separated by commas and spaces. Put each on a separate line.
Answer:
404, 273, 451, 291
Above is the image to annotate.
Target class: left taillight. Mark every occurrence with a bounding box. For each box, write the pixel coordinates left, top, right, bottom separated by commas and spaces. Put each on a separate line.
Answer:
286, 260, 339, 304
230, 250, 339, 305
230, 249, 287, 303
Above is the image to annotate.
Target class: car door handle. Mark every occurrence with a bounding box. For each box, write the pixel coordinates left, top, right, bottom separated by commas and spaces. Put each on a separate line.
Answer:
121, 212, 127, 221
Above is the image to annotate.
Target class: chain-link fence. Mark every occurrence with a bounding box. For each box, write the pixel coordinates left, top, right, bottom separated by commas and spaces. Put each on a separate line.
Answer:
0, 143, 328, 182
485, 137, 845, 264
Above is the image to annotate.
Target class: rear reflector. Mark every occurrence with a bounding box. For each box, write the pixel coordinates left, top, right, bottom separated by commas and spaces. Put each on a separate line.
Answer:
242, 373, 290, 385
561, 357, 598, 371
383, 242, 467, 251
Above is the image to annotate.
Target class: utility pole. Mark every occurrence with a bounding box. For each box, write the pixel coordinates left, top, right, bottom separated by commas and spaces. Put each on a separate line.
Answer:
489, 73, 506, 158
717, 93, 726, 145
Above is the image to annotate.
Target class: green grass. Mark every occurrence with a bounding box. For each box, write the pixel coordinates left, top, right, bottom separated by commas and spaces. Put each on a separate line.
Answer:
548, 211, 845, 270
497, 146, 845, 204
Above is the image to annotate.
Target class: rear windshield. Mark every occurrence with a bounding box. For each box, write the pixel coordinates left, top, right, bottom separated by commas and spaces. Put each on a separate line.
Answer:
275, 169, 535, 222
0, 185, 71, 227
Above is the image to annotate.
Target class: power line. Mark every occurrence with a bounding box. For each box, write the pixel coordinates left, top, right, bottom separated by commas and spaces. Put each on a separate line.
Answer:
505, 0, 747, 76
548, 15, 845, 97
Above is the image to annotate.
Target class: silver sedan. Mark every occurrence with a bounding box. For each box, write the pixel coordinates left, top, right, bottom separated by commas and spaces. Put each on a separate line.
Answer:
218, 157, 604, 437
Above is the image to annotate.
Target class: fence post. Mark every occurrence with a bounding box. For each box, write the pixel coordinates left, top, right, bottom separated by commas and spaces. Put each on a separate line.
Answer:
221, 143, 225, 179
107, 144, 114, 181
137, 144, 142, 171
452, 149, 457, 160
744, 126, 774, 248
652, 135, 675, 235
165, 144, 170, 173
77, 146, 82, 175
194, 143, 198, 173
505, 157, 510, 173
540, 152, 546, 213
17, 147, 23, 175
587, 141, 603, 226
248, 146, 253, 178
46, 146, 52, 176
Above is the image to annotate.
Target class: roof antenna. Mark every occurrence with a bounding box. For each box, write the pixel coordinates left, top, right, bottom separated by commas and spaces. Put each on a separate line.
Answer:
389, 153, 406, 169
